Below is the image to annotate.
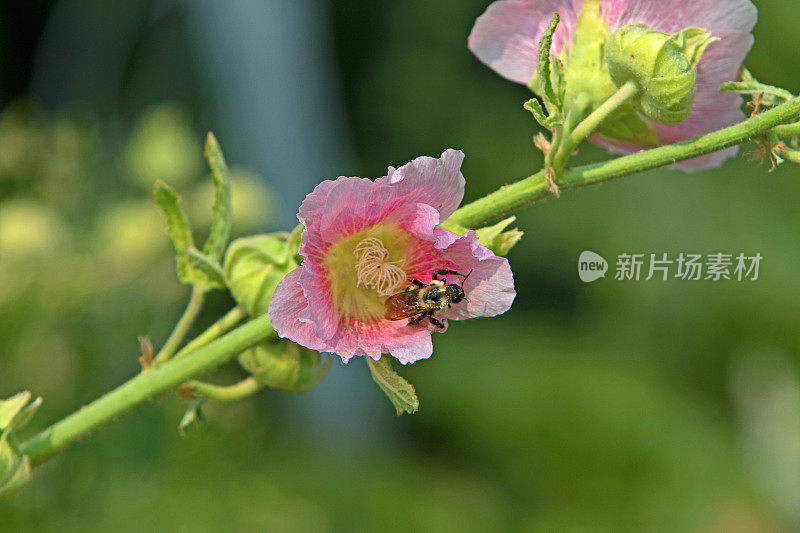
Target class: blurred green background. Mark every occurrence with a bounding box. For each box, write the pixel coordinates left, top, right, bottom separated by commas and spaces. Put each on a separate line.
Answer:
2, 0, 800, 531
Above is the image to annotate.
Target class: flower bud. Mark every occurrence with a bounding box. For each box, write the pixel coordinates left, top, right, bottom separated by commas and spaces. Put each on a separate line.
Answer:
605, 24, 717, 124
238, 339, 330, 392
223, 233, 300, 316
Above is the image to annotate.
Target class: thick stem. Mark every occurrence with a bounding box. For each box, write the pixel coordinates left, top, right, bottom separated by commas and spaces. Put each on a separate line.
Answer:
451, 97, 800, 228
19, 316, 274, 465
153, 286, 205, 366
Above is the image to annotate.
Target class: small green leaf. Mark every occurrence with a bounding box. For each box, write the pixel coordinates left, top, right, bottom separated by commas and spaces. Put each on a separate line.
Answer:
153, 180, 199, 285
366, 356, 419, 416
524, 98, 555, 129
0, 392, 31, 431
537, 12, 561, 117
178, 397, 205, 437
719, 80, 794, 105
202, 132, 232, 261
187, 246, 226, 289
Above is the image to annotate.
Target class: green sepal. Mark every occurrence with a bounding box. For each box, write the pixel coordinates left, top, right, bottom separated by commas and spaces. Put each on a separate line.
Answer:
366, 355, 419, 416
187, 246, 226, 289
475, 216, 524, 256
0, 391, 39, 497
0, 391, 41, 433
223, 233, 299, 316
201, 132, 232, 261
178, 397, 205, 437
673, 27, 718, 67
437, 219, 469, 235
153, 180, 201, 285
238, 340, 331, 392
536, 12, 563, 120
0, 444, 31, 497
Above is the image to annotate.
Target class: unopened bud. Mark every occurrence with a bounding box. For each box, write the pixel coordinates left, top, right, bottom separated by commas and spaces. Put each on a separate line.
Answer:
238, 339, 330, 392
605, 24, 717, 124
223, 233, 300, 316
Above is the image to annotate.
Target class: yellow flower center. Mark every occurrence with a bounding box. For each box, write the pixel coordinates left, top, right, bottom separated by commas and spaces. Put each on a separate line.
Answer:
354, 237, 407, 296
324, 224, 410, 322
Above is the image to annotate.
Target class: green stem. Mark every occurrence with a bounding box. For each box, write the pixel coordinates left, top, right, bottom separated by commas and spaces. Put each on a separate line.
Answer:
184, 377, 263, 401
153, 286, 205, 366
773, 120, 800, 138
19, 316, 274, 465
451, 97, 800, 228
552, 80, 639, 169
176, 306, 246, 358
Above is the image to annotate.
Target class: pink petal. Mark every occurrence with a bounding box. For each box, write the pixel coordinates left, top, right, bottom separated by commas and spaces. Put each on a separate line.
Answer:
329, 319, 436, 365
468, 0, 582, 85
434, 230, 516, 320
600, 0, 757, 35
268, 267, 328, 351
377, 149, 466, 220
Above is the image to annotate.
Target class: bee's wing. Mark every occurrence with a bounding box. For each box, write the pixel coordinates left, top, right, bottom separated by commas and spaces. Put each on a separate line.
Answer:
384, 290, 429, 320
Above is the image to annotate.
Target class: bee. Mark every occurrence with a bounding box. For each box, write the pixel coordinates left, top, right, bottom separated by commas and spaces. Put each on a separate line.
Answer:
384, 269, 472, 328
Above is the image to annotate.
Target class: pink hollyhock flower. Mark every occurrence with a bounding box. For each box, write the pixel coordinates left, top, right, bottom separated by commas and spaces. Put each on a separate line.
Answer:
268, 150, 516, 364
468, 0, 757, 169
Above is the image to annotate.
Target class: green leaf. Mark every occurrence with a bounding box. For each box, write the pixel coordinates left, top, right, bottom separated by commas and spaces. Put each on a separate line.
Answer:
366, 356, 419, 416
153, 180, 199, 285
178, 397, 205, 437
523, 98, 555, 129
537, 12, 562, 118
187, 246, 226, 289
719, 74, 794, 107
202, 132, 232, 261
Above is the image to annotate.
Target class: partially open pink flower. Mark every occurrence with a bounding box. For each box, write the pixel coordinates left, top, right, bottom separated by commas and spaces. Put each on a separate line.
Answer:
468, 0, 757, 169
268, 150, 516, 364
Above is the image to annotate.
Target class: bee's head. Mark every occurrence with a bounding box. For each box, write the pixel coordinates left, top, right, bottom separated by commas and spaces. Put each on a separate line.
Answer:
449, 284, 466, 303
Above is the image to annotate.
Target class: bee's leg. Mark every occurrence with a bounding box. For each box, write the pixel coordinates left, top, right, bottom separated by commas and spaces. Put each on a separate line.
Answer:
408, 313, 426, 325
433, 269, 467, 281
427, 313, 445, 329
408, 279, 424, 288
